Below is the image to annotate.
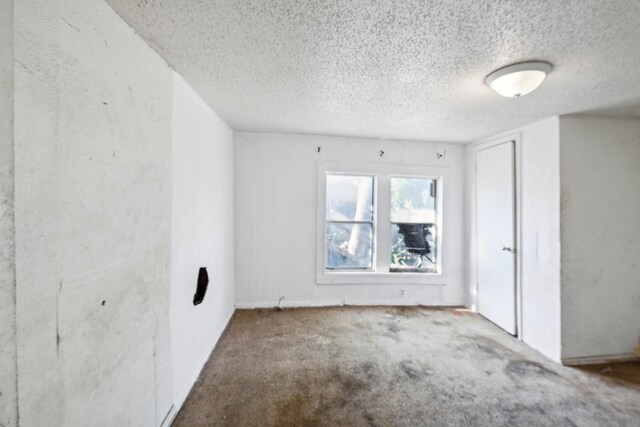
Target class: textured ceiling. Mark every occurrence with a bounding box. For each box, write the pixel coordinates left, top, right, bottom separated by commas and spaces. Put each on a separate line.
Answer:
106, 0, 640, 142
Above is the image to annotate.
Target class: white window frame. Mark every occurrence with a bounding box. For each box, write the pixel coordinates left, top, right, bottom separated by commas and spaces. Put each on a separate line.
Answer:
316, 161, 449, 285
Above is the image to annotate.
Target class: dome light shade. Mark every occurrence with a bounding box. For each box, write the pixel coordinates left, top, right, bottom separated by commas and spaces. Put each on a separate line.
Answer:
485, 61, 552, 98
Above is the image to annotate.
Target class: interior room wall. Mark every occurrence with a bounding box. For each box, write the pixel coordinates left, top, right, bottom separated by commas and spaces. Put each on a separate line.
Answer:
559, 115, 640, 361
466, 117, 562, 362
170, 73, 235, 417
234, 132, 466, 308
0, 0, 17, 425
14, 0, 173, 424
12, 0, 237, 424
519, 118, 562, 362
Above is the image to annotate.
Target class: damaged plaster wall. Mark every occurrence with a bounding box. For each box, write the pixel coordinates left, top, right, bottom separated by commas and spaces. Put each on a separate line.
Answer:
234, 132, 466, 307
0, 0, 17, 425
559, 115, 640, 360
170, 73, 235, 416
14, 0, 173, 424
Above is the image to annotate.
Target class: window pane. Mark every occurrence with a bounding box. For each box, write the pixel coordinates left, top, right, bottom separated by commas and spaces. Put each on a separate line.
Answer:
326, 175, 374, 222
391, 223, 436, 272
390, 177, 435, 223
326, 223, 373, 269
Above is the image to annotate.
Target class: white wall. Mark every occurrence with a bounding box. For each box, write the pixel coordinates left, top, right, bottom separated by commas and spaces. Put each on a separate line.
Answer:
559, 115, 640, 360
466, 117, 562, 362
13, 3, 235, 424
170, 73, 235, 416
0, 0, 17, 425
235, 132, 466, 307
519, 118, 562, 362
12, 1, 210, 425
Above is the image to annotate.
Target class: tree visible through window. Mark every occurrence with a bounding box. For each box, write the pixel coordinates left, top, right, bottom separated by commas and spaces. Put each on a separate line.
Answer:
323, 172, 440, 274
325, 174, 374, 270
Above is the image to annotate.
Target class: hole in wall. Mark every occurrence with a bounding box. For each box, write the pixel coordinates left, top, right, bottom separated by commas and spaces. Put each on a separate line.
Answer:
193, 267, 209, 306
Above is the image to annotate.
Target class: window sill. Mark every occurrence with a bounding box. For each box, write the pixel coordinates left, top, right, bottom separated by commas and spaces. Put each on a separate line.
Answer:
316, 272, 448, 285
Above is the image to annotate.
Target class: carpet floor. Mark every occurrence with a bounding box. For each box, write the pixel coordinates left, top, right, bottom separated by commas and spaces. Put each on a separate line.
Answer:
173, 307, 640, 426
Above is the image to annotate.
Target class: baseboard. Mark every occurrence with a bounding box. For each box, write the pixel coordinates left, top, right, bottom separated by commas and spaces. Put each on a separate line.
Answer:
234, 299, 466, 309
160, 404, 176, 427
235, 300, 342, 309
562, 353, 638, 366
166, 307, 236, 426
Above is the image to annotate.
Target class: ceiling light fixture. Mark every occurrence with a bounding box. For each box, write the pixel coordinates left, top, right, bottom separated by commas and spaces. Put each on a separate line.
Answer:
485, 61, 552, 98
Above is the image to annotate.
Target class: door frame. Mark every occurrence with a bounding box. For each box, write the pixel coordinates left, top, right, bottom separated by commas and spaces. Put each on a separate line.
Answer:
466, 133, 523, 340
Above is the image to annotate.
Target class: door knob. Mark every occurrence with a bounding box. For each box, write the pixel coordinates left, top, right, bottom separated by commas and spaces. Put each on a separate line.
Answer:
502, 246, 515, 253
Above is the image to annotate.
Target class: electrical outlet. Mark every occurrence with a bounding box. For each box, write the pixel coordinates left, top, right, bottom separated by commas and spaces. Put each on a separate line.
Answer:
400, 289, 405, 297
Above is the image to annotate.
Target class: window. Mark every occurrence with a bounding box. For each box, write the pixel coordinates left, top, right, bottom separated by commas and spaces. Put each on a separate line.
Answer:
390, 177, 437, 273
325, 175, 375, 270
321, 169, 442, 281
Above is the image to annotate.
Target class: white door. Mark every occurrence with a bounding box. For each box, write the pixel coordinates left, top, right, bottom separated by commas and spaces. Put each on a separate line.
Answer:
476, 141, 516, 335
